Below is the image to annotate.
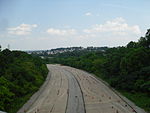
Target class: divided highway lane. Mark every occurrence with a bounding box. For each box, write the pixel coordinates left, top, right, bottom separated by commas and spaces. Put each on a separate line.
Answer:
18, 64, 146, 113
63, 66, 146, 113
26, 65, 68, 113
64, 70, 85, 113
18, 64, 85, 113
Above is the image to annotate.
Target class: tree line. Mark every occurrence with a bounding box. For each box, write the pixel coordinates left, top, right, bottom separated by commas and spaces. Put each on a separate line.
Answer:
0, 49, 48, 113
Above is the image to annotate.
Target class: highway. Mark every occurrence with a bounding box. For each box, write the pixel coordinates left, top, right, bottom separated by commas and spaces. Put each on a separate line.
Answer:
18, 64, 146, 113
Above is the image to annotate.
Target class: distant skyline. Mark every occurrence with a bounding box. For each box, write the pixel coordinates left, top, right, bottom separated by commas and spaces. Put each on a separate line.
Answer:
0, 0, 150, 50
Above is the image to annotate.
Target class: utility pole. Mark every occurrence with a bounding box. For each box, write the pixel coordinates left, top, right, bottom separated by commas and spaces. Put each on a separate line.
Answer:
7, 44, 10, 50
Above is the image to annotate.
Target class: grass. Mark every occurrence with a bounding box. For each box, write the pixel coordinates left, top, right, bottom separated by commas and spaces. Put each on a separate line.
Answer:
119, 90, 150, 113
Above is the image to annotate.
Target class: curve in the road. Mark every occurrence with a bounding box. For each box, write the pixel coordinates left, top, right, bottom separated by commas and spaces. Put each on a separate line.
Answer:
17, 64, 146, 113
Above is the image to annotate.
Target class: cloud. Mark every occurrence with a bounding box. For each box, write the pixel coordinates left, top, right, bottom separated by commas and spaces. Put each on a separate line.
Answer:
85, 12, 92, 16
47, 28, 77, 36
83, 17, 141, 35
8, 24, 37, 35
3, 17, 142, 50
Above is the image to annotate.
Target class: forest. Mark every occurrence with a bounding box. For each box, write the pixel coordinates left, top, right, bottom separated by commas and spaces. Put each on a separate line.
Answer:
0, 49, 48, 113
46, 29, 150, 112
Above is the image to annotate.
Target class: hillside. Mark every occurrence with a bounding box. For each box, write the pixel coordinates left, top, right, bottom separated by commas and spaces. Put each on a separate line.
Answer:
0, 49, 48, 113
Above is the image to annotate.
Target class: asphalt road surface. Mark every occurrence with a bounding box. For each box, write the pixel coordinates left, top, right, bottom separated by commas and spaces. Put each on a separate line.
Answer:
18, 64, 146, 113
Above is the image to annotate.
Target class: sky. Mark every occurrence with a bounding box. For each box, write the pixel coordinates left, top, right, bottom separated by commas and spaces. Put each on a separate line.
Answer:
0, 0, 150, 50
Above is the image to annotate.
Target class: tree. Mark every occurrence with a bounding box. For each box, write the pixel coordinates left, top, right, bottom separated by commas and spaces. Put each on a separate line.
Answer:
120, 48, 149, 74
138, 29, 150, 48
127, 41, 138, 48
145, 29, 150, 48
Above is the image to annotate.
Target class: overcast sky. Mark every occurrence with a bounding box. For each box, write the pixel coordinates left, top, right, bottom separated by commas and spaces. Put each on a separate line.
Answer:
0, 0, 150, 50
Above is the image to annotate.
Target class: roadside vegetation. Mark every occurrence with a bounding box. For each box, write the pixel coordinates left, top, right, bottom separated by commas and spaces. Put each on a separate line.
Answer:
0, 49, 48, 113
45, 29, 150, 112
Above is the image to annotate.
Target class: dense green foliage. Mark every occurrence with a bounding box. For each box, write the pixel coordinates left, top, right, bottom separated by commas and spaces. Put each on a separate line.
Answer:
47, 29, 150, 112
0, 49, 48, 113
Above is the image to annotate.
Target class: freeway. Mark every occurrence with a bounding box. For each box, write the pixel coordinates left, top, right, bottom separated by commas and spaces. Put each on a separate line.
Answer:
18, 64, 146, 113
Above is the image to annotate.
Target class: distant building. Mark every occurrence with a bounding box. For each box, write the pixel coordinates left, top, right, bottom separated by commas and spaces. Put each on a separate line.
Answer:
25, 46, 108, 56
